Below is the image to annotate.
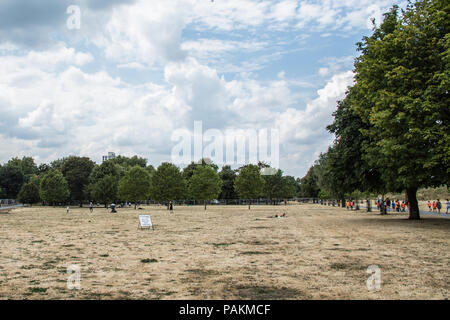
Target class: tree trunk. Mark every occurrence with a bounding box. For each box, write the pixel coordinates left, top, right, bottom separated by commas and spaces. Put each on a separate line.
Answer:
341, 198, 345, 208
204, 200, 207, 210
407, 187, 420, 220
248, 199, 251, 210
134, 202, 137, 210
79, 200, 83, 208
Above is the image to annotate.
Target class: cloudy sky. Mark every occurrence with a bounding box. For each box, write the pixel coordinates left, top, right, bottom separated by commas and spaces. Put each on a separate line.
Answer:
0, 0, 406, 178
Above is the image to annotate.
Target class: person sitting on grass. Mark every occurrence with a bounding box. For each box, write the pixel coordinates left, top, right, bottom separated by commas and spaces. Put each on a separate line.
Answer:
268, 213, 287, 218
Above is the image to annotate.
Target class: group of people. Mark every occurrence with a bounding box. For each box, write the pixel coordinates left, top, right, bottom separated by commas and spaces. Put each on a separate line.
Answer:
427, 199, 450, 214
379, 198, 408, 212
345, 200, 357, 210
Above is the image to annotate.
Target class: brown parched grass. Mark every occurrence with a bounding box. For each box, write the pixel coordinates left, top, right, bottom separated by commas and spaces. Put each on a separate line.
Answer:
0, 204, 449, 300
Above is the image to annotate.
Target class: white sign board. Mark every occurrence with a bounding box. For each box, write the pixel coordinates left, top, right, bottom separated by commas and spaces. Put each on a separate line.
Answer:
139, 215, 153, 229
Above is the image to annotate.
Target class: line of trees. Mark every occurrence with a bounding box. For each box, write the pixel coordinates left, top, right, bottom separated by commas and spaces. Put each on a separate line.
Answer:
1, 155, 300, 209
298, 0, 449, 220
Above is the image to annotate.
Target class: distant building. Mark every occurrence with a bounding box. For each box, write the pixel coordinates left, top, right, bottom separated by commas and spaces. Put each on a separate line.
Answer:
102, 152, 116, 162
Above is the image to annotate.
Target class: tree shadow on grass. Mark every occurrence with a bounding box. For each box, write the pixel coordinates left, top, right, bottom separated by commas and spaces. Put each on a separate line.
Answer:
223, 284, 307, 300
346, 216, 450, 231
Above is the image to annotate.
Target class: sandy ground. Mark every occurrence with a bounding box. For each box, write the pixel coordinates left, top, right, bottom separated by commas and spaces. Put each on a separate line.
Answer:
0, 204, 449, 300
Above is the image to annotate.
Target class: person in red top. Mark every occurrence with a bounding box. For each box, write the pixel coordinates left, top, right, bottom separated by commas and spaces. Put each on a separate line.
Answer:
350, 200, 354, 210
401, 201, 406, 212
427, 201, 432, 211
346, 201, 350, 210
432, 201, 437, 212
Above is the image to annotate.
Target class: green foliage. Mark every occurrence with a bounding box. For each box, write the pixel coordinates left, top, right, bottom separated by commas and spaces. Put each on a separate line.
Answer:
61, 156, 95, 205
39, 170, 69, 205
145, 165, 156, 178
89, 161, 124, 183
0, 164, 24, 199
150, 162, 186, 202
50, 157, 70, 171
182, 158, 219, 182
234, 164, 265, 201
282, 175, 298, 199
314, 0, 449, 218
118, 166, 152, 207
6, 157, 38, 182
353, 1, 449, 186
262, 169, 285, 201
90, 175, 118, 206
109, 155, 147, 169
299, 164, 320, 198
17, 182, 40, 205
37, 163, 51, 176
188, 166, 222, 207
218, 165, 238, 200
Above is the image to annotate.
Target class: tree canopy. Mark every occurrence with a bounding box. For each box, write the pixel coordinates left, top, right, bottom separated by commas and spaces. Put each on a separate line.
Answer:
188, 165, 222, 209
61, 156, 95, 207
234, 164, 265, 209
39, 170, 70, 205
118, 166, 152, 209
150, 162, 186, 203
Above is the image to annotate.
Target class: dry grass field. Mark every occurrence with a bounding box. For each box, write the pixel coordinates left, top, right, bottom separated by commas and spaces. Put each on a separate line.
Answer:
0, 204, 449, 300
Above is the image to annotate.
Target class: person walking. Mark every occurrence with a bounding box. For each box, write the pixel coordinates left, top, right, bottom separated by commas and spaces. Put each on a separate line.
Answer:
427, 200, 432, 211
436, 199, 442, 214
66, 206, 70, 214
89, 201, 94, 213
432, 201, 437, 212
446, 199, 450, 214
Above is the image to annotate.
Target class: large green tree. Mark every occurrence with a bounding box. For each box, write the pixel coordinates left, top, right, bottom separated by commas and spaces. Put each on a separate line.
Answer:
6, 157, 38, 182
262, 169, 285, 204
218, 165, 238, 201
188, 166, 222, 210
299, 164, 320, 199
118, 166, 152, 209
150, 163, 186, 205
234, 164, 265, 209
90, 175, 118, 208
322, 98, 384, 207
61, 156, 95, 207
87, 161, 122, 207
349, 1, 449, 219
0, 165, 24, 199
282, 175, 298, 200
39, 170, 70, 206
17, 182, 40, 206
